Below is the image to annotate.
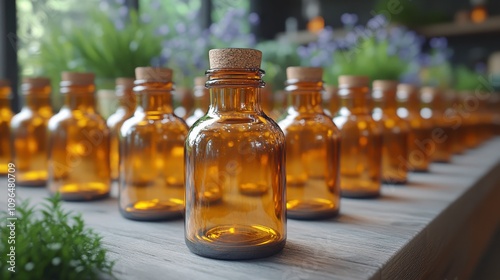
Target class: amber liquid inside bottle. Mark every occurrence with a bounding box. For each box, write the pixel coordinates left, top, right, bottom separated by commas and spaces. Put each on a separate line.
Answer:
48, 81, 110, 200
119, 80, 188, 220
278, 80, 340, 219
399, 86, 433, 172
185, 69, 286, 260
11, 83, 53, 185
0, 85, 12, 175
333, 82, 382, 198
373, 85, 409, 184
107, 84, 136, 181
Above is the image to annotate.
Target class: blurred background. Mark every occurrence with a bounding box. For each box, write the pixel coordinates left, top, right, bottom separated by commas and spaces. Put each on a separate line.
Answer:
1, 0, 500, 115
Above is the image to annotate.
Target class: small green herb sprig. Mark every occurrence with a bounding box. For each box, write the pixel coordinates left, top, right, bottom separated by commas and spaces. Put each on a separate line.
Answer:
0, 194, 114, 279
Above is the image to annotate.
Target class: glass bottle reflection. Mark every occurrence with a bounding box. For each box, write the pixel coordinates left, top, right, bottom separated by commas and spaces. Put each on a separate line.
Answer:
11, 77, 53, 185
333, 76, 382, 198
119, 67, 188, 221
185, 49, 286, 259
278, 67, 340, 219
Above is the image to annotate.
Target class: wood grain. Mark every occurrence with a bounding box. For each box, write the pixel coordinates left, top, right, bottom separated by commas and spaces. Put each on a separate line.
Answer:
1, 138, 500, 280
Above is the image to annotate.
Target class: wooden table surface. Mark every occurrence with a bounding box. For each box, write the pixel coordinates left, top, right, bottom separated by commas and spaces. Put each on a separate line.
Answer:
2, 138, 500, 280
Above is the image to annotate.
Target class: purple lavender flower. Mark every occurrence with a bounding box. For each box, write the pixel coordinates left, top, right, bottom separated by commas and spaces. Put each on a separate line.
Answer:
249, 12, 260, 25
340, 13, 358, 27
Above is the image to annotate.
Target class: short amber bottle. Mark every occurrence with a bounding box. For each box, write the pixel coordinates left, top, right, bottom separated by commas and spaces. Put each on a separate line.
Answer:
333, 76, 382, 198
185, 48, 286, 259
48, 72, 110, 200
278, 67, 340, 219
107, 78, 136, 181
119, 67, 188, 221
185, 77, 209, 127
0, 80, 12, 175
11, 77, 53, 185
372, 80, 409, 184
397, 84, 433, 172
421, 87, 453, 162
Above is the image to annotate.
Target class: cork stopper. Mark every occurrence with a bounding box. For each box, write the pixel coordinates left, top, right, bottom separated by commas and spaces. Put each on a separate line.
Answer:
372, 80, 398, 91
194, 76, 207, 87
61, 72, 95, 85
286, 67, 323, 81
0, 79, 10, 87
338, 75, 369, 87
135, 67, 173, 82
209, 48, 262, 69
116, 77, 135, 89
22, 77, 51, 88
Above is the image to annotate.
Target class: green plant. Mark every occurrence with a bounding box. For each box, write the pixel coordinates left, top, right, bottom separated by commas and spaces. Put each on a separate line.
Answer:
0, 194, 114, 279
257, 40, 301, 91
454, 65, 487, 91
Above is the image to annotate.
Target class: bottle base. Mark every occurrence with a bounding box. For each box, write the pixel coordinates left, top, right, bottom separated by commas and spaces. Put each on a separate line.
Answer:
186, 224, 286, 260
382, 179, 407, 185
341, 190, 380, 199
18, 180, 47, 187
287, 199, 339, 220
120, 200, 184, 221
52, 182, 110, 201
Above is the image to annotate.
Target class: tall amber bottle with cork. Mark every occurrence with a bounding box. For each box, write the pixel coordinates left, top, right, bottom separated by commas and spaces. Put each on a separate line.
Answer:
372, 80, 409, 184
397, 84, 433, 172
107, 78, 136, 181
185, 76, 210, 127
0, 80, 12, 175
185, 48, 286, 259
48, 72, 110, 200
11, 77, 53, 185
333, 76, 382, 197
421, 87, 453, 162
119, 67, 188, 220
278, 67, 340, 219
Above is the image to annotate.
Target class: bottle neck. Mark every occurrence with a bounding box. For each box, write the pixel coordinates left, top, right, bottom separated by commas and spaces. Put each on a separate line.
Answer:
339, 86, 371, 115
116, 88, 136, 114
192, 86, 209, 111
206, 68, 265, 114
135, 81, 174, 115
61, 84, 97, 112
374, 88, 398, 113
24, 95, 51, 111
285, 81, 324, 114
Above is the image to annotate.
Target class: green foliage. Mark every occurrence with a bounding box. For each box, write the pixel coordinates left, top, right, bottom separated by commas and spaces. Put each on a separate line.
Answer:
257, 41, 301, 91
455, 65, 485, 91
0, 194, 114, 279
373, 0, 449, 27
331, 37, 409, 83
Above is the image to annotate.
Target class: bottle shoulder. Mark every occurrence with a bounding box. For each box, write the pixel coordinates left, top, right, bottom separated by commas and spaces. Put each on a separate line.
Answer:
120, 112, 189, 137
278, 112, 338, 134
186, 113, 285, 147
48, 108, 107, 130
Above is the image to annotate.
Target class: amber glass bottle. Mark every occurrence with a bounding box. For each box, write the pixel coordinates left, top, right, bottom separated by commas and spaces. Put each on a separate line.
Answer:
186, 77, 209, 127
185, 49, 286, 260
397, 84, 433, 172
422, 87, 453, 162
443, 90, 464, 154
48, 72, 110, 200
11, 78, 53, 185
373, 80, 409, 184
0, 80, 12, 175
119, 67, 188, 221
461, 91, 480, 149
333, 76, 382, 198
278, 67, 340, 219
107, 78, 136, 181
